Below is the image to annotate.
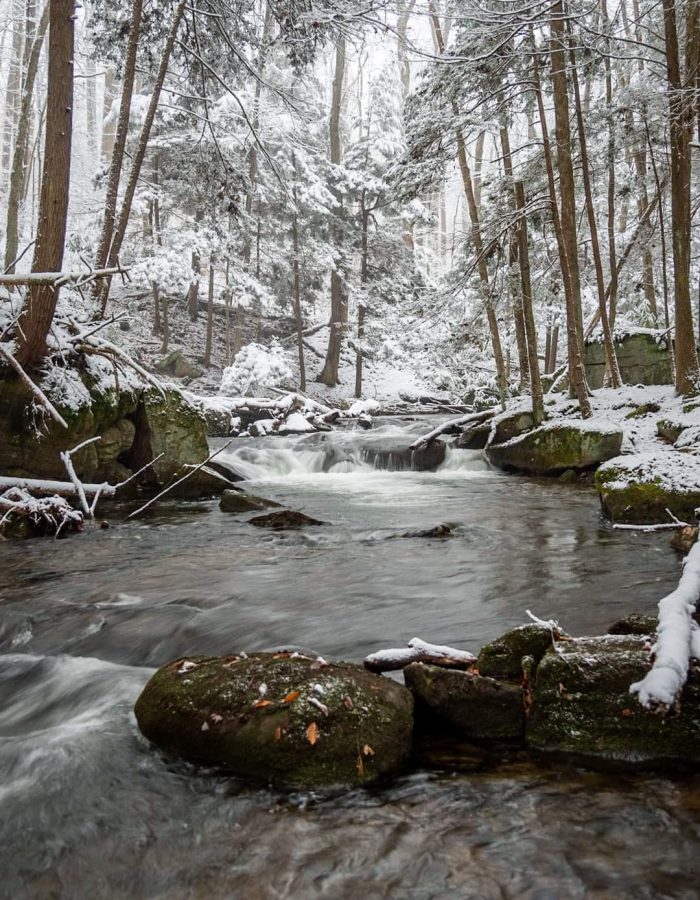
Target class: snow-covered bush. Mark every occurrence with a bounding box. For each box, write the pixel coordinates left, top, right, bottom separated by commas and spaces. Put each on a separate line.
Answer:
219, 341, 293, 396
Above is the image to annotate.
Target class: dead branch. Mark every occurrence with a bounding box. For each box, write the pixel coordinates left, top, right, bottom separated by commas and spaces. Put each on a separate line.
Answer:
364, 637, 476, 673
0, 266, 127, 288
409, 407, 496, 451
0, 342, 69, 428
127, 441, 233, 519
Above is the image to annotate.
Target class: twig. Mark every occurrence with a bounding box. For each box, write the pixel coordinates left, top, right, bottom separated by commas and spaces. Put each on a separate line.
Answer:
127, 441, 233, 519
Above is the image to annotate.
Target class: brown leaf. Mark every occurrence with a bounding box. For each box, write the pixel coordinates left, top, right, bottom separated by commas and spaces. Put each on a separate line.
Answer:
343, 696, 353, 709
362, 744, 375, 757
621, 708, 634, 718
356, 755, 364, 776
274, 726, 283, 741
306, 722, 320, 745
210, 713, 223, 724
253, 699, 273, 709
283, 690, 301, 704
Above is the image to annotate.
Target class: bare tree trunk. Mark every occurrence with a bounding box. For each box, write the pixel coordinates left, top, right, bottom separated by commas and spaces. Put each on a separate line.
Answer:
92, 0, 143, 294
549, 1, 584, 350
291, 164, 306, 391
663, 0, 700, 395
98, 0, 187, 315
568, 32, 622, 387
242, 3, 273, 267
317, 35, 347, 387
151, 281, 161, 335
204, 259, 214, 367
514, 181, 544, 424
4, 1, 48, 272
15, 0, 74, 368
397, 0, 416, 95
473, 131, 485, 208
153, 152, 162, 246
1, 0, 25, 193
160, 292, 169, 353
233, 305, 244, 358
355, 198, 369, 398
532, 38, 591, 416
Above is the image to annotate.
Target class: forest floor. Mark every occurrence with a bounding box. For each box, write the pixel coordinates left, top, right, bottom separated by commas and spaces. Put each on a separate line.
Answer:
104, 287, 436, 404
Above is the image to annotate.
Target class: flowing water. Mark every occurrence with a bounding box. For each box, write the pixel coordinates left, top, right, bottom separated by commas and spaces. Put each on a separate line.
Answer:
1, 418, 699, 899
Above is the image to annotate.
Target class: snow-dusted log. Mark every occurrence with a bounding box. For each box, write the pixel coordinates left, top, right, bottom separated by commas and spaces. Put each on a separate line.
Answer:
0, 476, 115, 497
630, 540, 700, 710
364, 637, 476, 673
0, 266, 125, 287
409, 408, 497, 451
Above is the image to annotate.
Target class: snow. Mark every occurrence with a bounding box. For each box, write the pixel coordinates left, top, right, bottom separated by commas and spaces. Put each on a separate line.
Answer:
630, 540, 700, 709
597, 452, 700, 496
220, 342, 293, 396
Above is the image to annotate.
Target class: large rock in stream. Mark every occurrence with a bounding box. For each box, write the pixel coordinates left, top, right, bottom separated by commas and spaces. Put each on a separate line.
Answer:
486, 418, 623, 475
526, 636, 700, 767
595, 451, 700, 524
134, 653, 414, 788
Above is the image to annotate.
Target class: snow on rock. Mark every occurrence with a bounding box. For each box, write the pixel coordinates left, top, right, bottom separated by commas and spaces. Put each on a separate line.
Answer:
277, 412, 316, 434
347, 399, 381, 416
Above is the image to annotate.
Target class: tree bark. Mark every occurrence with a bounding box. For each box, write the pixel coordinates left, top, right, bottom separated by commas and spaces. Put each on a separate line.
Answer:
317, 35, 347, 387
514, 181, 544, 425
663, 0, 700, 394
4, 1, 48, 272
92, 0, 143, 294
98, 0, 187, 315
204, 259, 214, 367
15, 0, 75, 368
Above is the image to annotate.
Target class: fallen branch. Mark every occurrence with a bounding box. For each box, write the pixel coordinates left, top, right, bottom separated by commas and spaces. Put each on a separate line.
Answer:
364, 637, 476, 673
0, 266, 127, 288
409, 408, 495, 451
60, 437, 102, 516
630, 540, 700, 710
0, 475, 114, 497
127, 441, 233, 518
0, 342, 68, 428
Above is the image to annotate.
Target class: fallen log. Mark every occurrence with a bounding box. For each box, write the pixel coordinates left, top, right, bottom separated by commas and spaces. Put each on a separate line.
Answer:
409, 408, 496, 451
364, 638, 476, 673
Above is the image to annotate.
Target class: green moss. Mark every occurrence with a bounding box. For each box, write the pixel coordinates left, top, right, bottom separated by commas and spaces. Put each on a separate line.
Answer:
527, 636, 700, 767
595, 466, 700, 524
134, 653, 414, 789
477, 625, 556, 682
486, 423, 623, 475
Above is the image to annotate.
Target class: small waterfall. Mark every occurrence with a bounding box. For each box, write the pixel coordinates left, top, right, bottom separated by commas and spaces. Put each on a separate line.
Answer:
215, 426, 490, 482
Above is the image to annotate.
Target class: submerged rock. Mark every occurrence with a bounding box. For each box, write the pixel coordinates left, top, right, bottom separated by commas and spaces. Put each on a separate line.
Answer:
486, 419, 623, 475
134, 653, 413, 788
606, 614, 658, 636
219, 490, 279, 513
526, 635, 700, 767
405, 663, 525, 742
248, 510, 326, 529
476, 624, 556, 682
595, 452, 700, 524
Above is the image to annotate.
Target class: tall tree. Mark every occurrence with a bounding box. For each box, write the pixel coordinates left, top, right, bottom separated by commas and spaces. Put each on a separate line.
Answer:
317, 35, 347, 386
16, 0, 75, 368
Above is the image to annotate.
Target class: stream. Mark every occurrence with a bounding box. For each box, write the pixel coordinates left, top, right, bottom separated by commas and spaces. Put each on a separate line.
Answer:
1, 417, 699, 898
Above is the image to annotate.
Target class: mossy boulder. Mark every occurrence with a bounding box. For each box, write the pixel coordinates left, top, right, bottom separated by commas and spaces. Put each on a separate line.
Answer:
156, 349, 203, 380
595, 452, 700, 524
134, 653, 414, 788
526, 636, 700, 767
476, 624, 556, 682
657, 417, 688, 443
405, 663, 525, 742
486, 419, 623, 475
455, 421, 491, 449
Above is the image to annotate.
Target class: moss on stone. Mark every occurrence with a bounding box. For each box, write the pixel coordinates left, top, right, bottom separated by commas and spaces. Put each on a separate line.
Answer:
134, 653, 414, 788
595, 462, 700, 525
526, 636, 700, 767
477, 624, 556, 682
486, 422, 623, 475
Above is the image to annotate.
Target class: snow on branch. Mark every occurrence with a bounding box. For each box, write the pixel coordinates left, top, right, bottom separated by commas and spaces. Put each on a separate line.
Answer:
409, 407, 497, 451
0, 266, 127, 288
364, 637, 476, 673
630, 541, 700, 711
0, 342, 68, 428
